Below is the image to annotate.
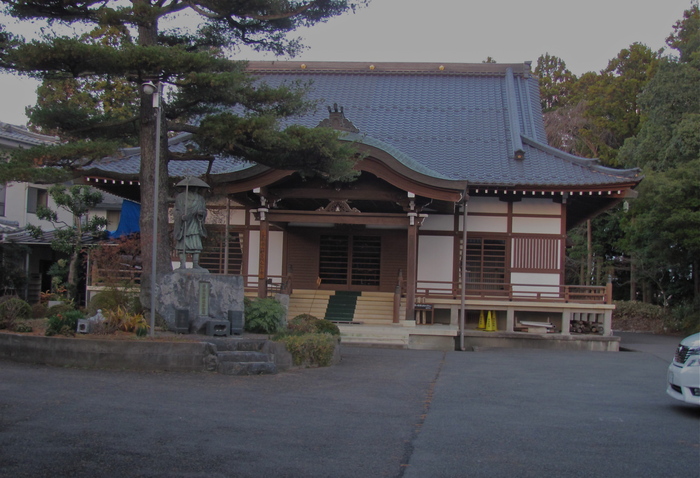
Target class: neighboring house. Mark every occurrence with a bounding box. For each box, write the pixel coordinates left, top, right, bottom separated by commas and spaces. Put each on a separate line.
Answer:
81, 62, 642, 350
0, 121, 123, 303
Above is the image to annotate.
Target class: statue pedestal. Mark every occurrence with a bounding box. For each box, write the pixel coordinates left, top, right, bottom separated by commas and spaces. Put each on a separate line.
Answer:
157, 272, 244, 334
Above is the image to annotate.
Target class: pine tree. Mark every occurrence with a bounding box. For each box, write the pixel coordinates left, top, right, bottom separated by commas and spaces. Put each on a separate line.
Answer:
0, 0, 369, 307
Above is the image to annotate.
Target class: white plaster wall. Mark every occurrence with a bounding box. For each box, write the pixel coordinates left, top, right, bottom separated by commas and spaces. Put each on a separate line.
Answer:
269, 230, 284, 277
467, 216, 508, 233
421, 215, 453, 231
468, 197, 508, 214
248, 230, 260, 277
4, 183, 27, 225
247, 230, 284, 278
229, 209, 247, 226
512, 217, 561, 235
511, 272, 561, 298
417, 235, 453, 287
513, 198, 561, 215
5, 182, 74, 229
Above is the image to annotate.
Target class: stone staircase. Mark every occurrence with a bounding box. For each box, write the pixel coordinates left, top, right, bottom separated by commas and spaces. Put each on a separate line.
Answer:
287, 290, 402, 324
287, 290, 410, 348
207, 338, 278, 375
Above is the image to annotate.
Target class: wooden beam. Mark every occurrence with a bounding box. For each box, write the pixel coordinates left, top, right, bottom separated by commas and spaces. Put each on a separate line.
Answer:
268, 187, 404, 202
266, 210, 408, 226
258, 216, 269, 298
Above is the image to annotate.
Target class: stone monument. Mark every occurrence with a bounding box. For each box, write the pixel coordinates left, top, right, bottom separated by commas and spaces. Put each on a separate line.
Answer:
156, 177, 245, 334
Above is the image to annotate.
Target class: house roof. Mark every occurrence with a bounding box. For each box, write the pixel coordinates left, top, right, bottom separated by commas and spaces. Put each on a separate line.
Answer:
0, 122, 58, 150
83, 61, 641, 193
2, 229, 104, 245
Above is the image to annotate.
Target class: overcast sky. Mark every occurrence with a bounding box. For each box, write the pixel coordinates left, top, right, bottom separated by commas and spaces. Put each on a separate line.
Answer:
1, 0, 693, 126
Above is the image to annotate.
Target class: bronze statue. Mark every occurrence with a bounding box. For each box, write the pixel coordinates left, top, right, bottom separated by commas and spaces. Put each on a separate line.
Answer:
173, 177, 209, 271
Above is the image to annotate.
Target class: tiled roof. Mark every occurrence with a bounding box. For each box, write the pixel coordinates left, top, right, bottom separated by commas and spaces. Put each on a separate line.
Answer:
0, 122, 58, 149
2, 229, 104, 245
83, 133, 252, 179
85, 61, 641, 189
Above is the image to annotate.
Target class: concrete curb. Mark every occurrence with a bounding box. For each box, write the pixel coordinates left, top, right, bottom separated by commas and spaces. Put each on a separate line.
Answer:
0, 332, 342, 373
0, 333, 214, 372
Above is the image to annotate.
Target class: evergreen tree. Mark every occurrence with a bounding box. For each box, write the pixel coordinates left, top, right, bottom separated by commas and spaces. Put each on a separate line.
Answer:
535, 53, 576, 112
27, 185, 109, 302
0, 0, 369, 307
619, 3, 700, 304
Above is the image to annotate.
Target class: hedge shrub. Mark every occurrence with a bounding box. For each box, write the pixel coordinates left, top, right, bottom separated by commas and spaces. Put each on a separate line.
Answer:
0, 297, 32, 330
46, 309, 85, 336
87, 289, 140, 317
278, 333, 337, 367
288, 314, 340, 336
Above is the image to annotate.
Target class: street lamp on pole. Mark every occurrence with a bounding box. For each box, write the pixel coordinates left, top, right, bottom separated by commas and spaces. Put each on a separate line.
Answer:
142, 80, 162, 338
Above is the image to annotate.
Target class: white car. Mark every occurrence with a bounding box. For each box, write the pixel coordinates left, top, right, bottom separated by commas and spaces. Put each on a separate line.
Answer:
667, 332, 700, 405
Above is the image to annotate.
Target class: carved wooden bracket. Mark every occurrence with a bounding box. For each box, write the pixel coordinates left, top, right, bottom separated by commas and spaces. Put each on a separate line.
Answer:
317, 200, 360, 213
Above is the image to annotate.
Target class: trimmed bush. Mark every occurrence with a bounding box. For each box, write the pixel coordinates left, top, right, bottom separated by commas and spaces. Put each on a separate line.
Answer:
244, 297, 286, 334
314, 319, 340, 336
287, 314, 320, 334
0, 297, 32, 330
288, 314, 340, 336
31, 302, 48, 319
87, 289, 140, 317
13, 322, 33, 333
278, 333, 337, 367
46, 309, 85, 336
46, 302, 77, 318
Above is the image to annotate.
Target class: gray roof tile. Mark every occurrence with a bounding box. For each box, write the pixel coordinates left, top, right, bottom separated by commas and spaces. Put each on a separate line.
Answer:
85, 62, 640, 189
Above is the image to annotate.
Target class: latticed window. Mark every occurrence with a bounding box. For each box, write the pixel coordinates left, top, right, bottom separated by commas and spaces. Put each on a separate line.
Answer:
461, 237, 507, 289
199, 228, 244, 274
319, 234, 381, 287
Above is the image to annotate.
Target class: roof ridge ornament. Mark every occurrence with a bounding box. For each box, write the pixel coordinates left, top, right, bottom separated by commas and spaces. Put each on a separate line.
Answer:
317, 104, 360, 133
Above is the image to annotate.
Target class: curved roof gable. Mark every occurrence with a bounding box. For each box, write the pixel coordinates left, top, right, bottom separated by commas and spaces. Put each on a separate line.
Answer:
83, 61, 641, 193
247, 61, 640, 189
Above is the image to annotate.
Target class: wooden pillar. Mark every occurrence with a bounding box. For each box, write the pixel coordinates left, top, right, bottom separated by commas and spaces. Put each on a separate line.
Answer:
405, 219, 418, 321
258, 214, 269, 299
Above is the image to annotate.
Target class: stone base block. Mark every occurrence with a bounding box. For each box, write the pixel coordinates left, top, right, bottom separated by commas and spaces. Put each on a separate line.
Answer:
206, 320, 230, 337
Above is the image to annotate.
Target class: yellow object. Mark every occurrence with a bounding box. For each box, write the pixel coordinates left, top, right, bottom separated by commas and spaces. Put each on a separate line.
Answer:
477, 310, 486, 329
486, 310, 498, 332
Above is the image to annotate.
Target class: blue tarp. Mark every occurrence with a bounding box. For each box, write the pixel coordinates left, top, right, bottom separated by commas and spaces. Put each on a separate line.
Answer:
108, 200, 140, 238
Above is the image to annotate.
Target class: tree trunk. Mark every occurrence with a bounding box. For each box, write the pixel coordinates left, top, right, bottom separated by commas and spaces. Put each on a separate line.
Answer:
586, 219, 592, 285
67, 252, 81, 304
138, 15, 173, 310
629, 255, 637, 301
694, 258, 699, 303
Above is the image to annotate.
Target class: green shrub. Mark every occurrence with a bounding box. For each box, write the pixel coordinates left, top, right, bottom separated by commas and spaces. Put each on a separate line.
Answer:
13, 322, 33, 333
278, 333, 337, 367
244, 297, 286, 334
612, 301, 670, 332
0, 297, 32, 330
669, 300, 700, 335
46, 309, 85, 336
103, 306, 149, 335
287, 314, 340, 336
46, 302, 77, 318
287, 314, 320, 334
87, 289, 139, 317
31, 302, 48, 319
314, 319, 340, 336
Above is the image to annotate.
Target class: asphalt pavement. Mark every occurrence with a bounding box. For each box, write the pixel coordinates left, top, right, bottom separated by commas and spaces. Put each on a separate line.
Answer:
0, 333, 698, 478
